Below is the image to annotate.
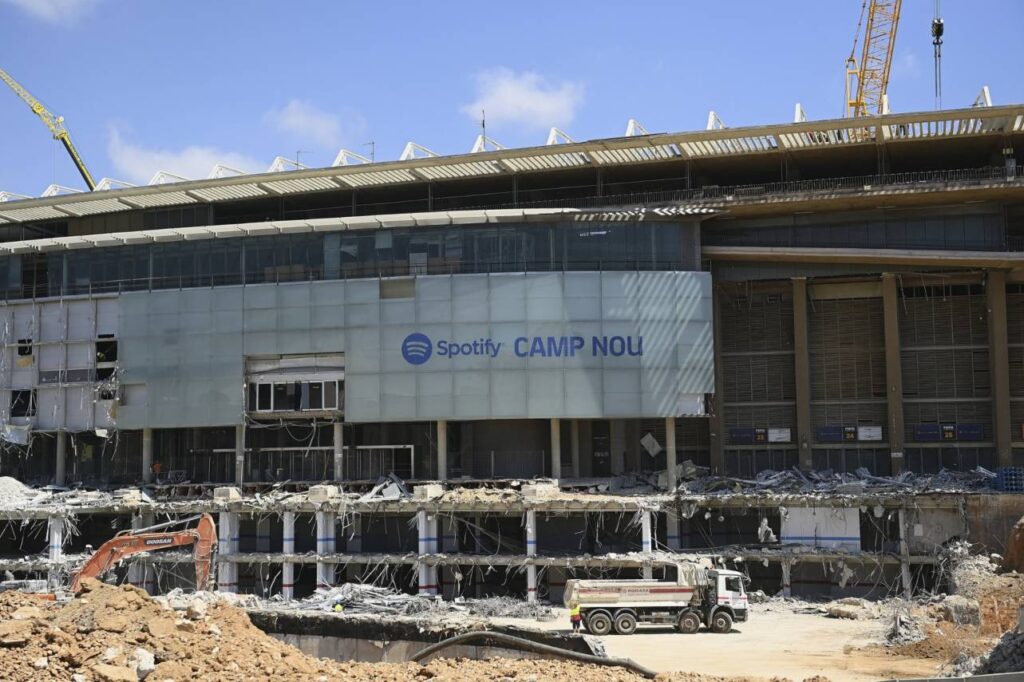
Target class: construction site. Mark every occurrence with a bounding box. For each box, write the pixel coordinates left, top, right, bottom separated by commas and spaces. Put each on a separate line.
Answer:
0, 0, 1023, 680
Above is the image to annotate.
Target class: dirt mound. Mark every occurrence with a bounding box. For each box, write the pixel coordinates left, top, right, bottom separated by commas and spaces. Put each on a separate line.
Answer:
1002, 515, 1024, 573
0, 579, 719, 681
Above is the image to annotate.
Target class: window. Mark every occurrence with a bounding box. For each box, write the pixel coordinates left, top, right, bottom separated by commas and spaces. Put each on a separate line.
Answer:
10, 390, 35, 417
257, 384, 272, 411
96, 335, 118, 363
248, 381, 341, 412
725, 577, 744, 593
16, 339, 32, 357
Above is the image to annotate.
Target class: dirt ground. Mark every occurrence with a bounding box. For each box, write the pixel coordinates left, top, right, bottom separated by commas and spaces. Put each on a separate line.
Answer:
493, 606, 940, 682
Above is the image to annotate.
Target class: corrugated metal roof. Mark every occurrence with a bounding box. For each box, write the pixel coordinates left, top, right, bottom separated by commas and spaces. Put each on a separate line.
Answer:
335, 169, 419, 187
59, 198, 133, 217
262, 177, 340, 194
119, 191, 196, 208
188, 184, 267, 202
0, 206, 68, 222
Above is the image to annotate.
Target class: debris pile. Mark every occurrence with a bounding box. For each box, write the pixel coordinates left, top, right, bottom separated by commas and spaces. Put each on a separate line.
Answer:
975, 630, 1024, 674
269, 583, 554, 621
0, 579, 657, 681
679, 467, 996, 496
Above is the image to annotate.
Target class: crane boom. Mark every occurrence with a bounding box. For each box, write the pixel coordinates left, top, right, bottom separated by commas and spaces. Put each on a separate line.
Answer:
845, 0, 902, 117
0, 67, 97, 190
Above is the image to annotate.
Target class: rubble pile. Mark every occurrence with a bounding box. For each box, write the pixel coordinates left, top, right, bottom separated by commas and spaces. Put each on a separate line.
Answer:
0, 579, 665, 681
679, 466, 996, 496
269, 583, 554, 621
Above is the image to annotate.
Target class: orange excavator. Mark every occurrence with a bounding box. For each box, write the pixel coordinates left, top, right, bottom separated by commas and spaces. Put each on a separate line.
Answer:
67, 513, 217, 594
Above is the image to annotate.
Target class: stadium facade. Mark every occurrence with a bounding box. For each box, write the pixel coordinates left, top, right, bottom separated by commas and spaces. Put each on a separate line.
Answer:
0, 104, 1022, 599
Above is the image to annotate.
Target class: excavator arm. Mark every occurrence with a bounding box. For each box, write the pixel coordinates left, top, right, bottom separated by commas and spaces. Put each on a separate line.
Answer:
68, 513, 217, 594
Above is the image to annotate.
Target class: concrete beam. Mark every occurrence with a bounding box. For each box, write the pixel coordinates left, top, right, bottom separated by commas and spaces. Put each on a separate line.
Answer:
988, 270, 1013, 467
881, 274, 905, 473
792, 278, 813, 469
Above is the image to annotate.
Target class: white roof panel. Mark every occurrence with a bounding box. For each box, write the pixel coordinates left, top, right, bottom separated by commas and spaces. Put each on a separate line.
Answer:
335, 169, 419, 187
60, 198, 133, 217
0, 206, 68, 222
262, 177, 340, 194
189, 184, 266, 202
120, 191, 197, 208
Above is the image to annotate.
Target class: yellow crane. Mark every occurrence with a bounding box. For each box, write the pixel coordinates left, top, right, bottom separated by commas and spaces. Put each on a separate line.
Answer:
845, 0, 902, 117
0, 67, 97, 190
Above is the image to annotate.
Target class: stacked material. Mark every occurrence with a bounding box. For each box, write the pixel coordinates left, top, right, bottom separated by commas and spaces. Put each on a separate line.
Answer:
679, 466, 997, 496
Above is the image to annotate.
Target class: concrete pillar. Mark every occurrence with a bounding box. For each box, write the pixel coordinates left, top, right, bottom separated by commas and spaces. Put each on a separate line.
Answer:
333, 422, 344, 482
47, 517, 63, 590
665, 511, 681, 550
128, 515, 147, 590
440, 515, 459, 599
665, 416, 677, 491
526, 509, 537, 602
898, 509, 913, 599
141, 428, 154, 484
610, 419, 625, 475
792, 278, 813, 469
54, 431, 66, 486
315, 511, 336, 589
988, 270, 1013, 467
881, 274, 906, 473
282, 511, 295, 601
709, 285, 726, 474
570, 420, 580, 478
641, 510, 653, 579
549, 418, 561, 479
217, 511, 238, 593
417, 510, 439, 596
437, 420, 448, 481
234, 424, 245, 486
781, 560, 792, 598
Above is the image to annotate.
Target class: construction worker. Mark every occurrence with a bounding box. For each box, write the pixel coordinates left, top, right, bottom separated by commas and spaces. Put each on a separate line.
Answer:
569, 601, 582, 633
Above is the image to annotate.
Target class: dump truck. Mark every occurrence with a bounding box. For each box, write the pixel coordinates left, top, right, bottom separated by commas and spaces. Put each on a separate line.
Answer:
563, 564, 748, 635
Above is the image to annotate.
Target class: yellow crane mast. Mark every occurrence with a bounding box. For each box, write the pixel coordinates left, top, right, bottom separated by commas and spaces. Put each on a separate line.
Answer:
0, 67, 97, 190
845, 0, 902, 117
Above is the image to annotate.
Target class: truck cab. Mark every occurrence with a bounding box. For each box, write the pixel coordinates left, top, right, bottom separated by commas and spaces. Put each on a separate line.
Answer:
706, 569, 748, 629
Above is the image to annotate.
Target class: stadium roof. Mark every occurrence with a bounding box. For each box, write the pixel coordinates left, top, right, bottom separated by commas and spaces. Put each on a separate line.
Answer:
0, 104, 1021, 226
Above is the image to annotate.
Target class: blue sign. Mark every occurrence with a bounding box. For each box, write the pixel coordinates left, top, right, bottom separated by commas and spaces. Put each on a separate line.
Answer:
400, 333, 643, 365
401, 333, 433, 365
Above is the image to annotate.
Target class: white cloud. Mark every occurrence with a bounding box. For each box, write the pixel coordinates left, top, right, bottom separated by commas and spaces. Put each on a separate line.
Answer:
2, 0, 99, 23
107, 128, 262, 184
460, 68, 584, 132
264, 99, 364, 149
893, 48, 920, 79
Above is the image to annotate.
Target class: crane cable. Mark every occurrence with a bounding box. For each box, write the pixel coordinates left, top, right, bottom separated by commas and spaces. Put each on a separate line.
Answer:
931, 0, 944, 110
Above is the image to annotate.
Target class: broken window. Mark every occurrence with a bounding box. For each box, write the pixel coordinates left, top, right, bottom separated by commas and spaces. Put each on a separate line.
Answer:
96, 335, 118, 363
257, 384, 272, 411
10, 389, 35, 417
308, 382, 323, 410
324, 381, 338, 409
248, 380, 341, 412
96, 367, 115, 381
16, 339, 32, 357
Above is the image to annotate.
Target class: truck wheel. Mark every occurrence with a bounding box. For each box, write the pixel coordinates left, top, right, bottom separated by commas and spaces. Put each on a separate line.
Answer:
613, 611, 638, 635
587, 611, 613, 636
676, 611, 701, 634
711, 611, 733, 634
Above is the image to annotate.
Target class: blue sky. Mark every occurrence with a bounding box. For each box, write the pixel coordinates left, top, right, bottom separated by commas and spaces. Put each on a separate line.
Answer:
0, 0, 1020, 196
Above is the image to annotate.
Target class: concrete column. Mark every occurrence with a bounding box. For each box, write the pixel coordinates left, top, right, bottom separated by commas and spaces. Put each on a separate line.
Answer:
525, 509, 537, 602
665, 416, 677, 491
234, 424, 245, 486
792, 278, 813, 469
47, 517, 63, 590
881, 274, 906, 473
610, 419, 625, 475
549, 418, 561, 479
282, 511, 295, 601
665, 511, 681, 550
417, 510, 439, 596
128, 515, 146, 589
333, 422, 344, 482
988, 270, 1013, 467
315, 511, 336, 589
440, 515, 459, 599
141, 428, 154, 484
898, 509, 913, 599
709, 285, 726, 474
54, 431, 66, 486
641, 510, 653, 579
781, 560, 792, 598
437, 420, 448, 481
217, 511, 238, 593
570, 420, 580, 478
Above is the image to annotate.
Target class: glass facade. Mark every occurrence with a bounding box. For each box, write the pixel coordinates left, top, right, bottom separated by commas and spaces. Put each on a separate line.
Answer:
0, 221, 693, 300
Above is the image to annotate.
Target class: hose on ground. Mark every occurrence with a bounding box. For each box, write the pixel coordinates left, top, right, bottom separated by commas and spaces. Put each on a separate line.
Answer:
410, 630, 658, 679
